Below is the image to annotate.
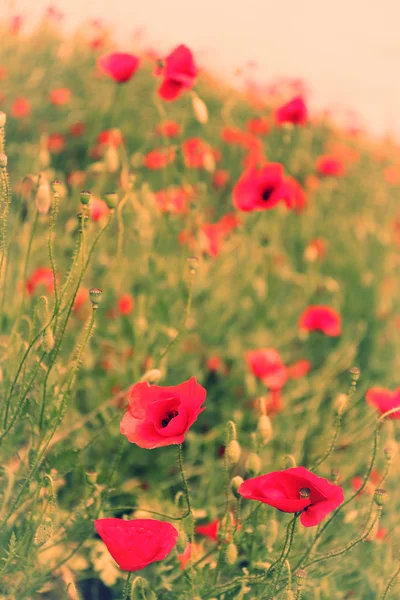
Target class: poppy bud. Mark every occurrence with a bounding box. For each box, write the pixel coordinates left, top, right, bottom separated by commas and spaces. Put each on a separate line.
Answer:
51, 179, 62, 193
42, 328, 55, 353
34, 517, 53, 547
35, 182, 52, 215
191, 94, 208, 124
349, 366, 360, 382
335, 393, 348, 415
105, 145, 119, 172
203, 152, 216, 173
0, 153, 7, 167
330, 468, 340, 484
0, 111, 6, 127
384, 440, 397, 462
89, 288, 103, 308
265, 518, 278, 551
226, 440, 241, 468
86, 471, 98, 485
80, 190, 91, 205
104, 191, 118, 209
187, 256, 199, 275
296, 569, 307, 589
140, 369, 162, 384
231, 475, 244, 498
246, 452, 262, 476
258, 414, 272, 445
225, 542, 238, 565
176, 529, 187, 553
374, 489, 388, 507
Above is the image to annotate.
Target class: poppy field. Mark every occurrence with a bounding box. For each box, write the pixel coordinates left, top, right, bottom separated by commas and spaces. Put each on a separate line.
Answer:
1, 9, 400, 600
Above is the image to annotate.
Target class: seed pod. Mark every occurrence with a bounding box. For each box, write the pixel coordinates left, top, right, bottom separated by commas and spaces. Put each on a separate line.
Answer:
296, 569, 308, 589
374, 488, 388, 506
51, 179, 62, 193
231, 475, 244, 498
246, 452, 261, 475
225, 542, 238, 565
80, 190, 91, 205
258, 414, 272, 444
104, 191, 118, 209
226, 440, 241, 468
89, 288, 103, 307
349, 366, 360, 382
86, 472, 98, 485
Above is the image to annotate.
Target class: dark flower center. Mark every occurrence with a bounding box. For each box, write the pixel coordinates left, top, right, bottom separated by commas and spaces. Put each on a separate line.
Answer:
299, 487, 311, 499
261, 186, 275, 202
161, 409, 179, 428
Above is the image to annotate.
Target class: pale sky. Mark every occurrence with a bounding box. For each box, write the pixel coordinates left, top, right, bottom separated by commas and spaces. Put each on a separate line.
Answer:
8, 0, 400, 137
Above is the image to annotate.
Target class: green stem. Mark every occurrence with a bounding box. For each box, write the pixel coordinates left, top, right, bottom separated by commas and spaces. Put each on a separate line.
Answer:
121, 571, 133, 600
381, 561, 400, 600
267, 514, 298, 600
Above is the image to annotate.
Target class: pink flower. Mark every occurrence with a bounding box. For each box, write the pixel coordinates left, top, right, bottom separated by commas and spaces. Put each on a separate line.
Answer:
94, 518, 178, 571
90, 197, 110, 222
299, 306, 342, 337
195, 519, 219, 541
246, 349, 288, 390
144, 148, 175, 169
238, 467, 344, 527
26, 267, 55, 295
233, 163, 290, 212
275, 96, 307, 126
316, 155, 346, 177
157, 45, 197, 101
118, 293, 134, 316
120, 377, 206, 449
366, 387, 400, 419
98, 52, 140, 83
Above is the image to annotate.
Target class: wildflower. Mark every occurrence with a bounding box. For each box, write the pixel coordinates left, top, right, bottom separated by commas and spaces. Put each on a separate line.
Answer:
90, 197, 110, 222
246, 116, 270, 136
182, 137, 219, 169
298, 305, 342, 337
212, 170, 230, 189
11, 97, 31, 118
94, 518, 178, 571
155, 120, 182, 138
157, 45, 197, 101
120, 377, 206, 448
275, 96, 307, 126
143, 147, 175, 169
316, 154, 346, 177
49, 88, 71, 105
35, 181, 52, 214
97, 52, 140, 83
118, 293, 134, 316
366, 387, 400, 419
245, 349, 288, 390
195, 519, 219, 541
233, 163, 290, 212
26, 267, 55, 295
239, 467, 344, 527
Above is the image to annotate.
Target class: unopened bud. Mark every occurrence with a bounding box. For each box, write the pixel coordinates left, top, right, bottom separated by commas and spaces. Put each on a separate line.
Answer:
335, 393, 348, 415
231, 475, 244, 498
85, 472, 98, 485
176, 529, 187, 553
35, 182, 52, 215
192, 94, 208, 124
80, 190, 91, 205
226, 440, 241, 468
0, 112, 6, 127
349, 367, 360, 382
384, 440, 397, 462
140, 369, 162, 384
89, 288, 102, 308
295, 569, 308, 589
374, 488, 388, 507
246, 452, 262, 475
330, 468, 340, 484
51, 180, 62, 193
203, 152, 216, 173
258, 414, 272, 444
42, 328, 55, 352
105, 145, 119, 172
0, 153, 7, 167
187, 256, 199, 275
104, 191, 118, 209
225, 542, 238, 565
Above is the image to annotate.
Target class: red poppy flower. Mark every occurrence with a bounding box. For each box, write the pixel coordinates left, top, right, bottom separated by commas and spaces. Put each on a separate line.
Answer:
233, 163, 290, 212
384, 165, 400, 185
182, 138, 219, 169
156, 120, 182, 137
69, 122, 85, 137
73, 288, 89, 312
206, 356, 223, 372
178, 542, 202, 569
280, 177, 307, 212
304, 238, 327, 262
47, 133, 65, 153
157, 45, 197, 101
49, 87, 71, 106
287, 359, 311, 379
90, 197, 110, 222
97, 129, 124, 147
246, 349, 288, 390
246, 116, 270, 136
11, 97, 31, 118
144, 147, 175, 169
299, 305, 342, 337
94, 518, 178, 571
221, 127, 247, 145
212, 170, 230, 189
120, 377, 206, 449
195, 519, 219, 541
154, 186, 192, 214
366, 387, 400, 419
26, 267, 55, 295
239, 467, 344, 527
275, 96, 307, 126
200, 213, 239, 257
98, 52, 140, 83
316, 155, 346, 177
118, 293, 134, 316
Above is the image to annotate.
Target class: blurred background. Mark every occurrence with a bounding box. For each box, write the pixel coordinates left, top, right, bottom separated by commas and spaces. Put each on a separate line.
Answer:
8, 0, 400, 137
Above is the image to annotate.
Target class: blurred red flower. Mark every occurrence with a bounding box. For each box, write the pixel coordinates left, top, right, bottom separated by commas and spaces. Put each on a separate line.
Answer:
239, 467, 344, 527
118, 293, 134, 316
246, 116, 270, 136
47, 133, 65, 153
156, 120, 182, 137
11, 97, 31, 119
246, 349, 288, 390
94, 518, 178, 571
287, 359, 312, 379
26, 267, 55, 295
182, 138, 219, 169
69, 122, 85, 137
299, 305, 341, 337
157, 45, 197, 101
97, 129, 124, 146
212, 170, 230, 189
90, 197, 110, 222
280, 177, 307, 212
195, 519, 219, 541
316, 154, 346, 177
275, 96, 307, 126
366, 387, 400, 419
233, 163, 290, 212
49, 88, 71, 106
98, 52, 140, 83
144, 147, 175, 169
120, 377, 206, 448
